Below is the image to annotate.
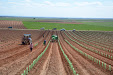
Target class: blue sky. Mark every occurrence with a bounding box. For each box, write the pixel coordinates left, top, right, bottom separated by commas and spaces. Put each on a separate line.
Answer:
0, 0, 113, 18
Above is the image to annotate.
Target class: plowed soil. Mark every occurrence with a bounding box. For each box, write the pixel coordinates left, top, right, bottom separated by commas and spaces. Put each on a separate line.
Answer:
0, 20, 26, 29
0, 29, 113, 75
36, 20, 83, 24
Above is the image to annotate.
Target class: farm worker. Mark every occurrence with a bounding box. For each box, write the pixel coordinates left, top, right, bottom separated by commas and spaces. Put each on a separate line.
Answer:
29, 38, 32, 44
30, 43, 33, 51
43, 35, 44, 38
43, 40, 46, 45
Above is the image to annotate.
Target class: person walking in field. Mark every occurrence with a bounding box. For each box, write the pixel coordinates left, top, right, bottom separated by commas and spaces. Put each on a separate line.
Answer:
43, 35, 44, 38
30, 43, 33, 51
43, 40, 46, 45
29, 38, 32, 44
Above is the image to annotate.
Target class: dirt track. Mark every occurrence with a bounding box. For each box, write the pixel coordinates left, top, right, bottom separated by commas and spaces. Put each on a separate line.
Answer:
36, 20, 83, 24
0, 30, 113, 75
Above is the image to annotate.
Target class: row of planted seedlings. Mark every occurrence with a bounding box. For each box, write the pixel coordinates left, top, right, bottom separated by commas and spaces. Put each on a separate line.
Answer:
72, 31, 105, 47
80, 31, 113, 49
68, 32, 112, 53
80, 31, 113, 45
71, 32, 113, 53
74, 31, 111, 48
74, 31, 113, 52
65, 39, 113, 72
74, 31, 112, 49
66, 32, 113, 60
77, 31, 99, 38
78, 31, 107, 42
75, 31, 113, 50
58, 40, 79, 75
21, 41, 50, 75
74, 31, 113, 51
77, 31, 100, 39
65, 31, 113, 70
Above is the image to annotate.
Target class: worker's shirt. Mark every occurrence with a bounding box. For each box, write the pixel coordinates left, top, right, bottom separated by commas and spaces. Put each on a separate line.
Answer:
44, 40, 46, 43
29, 39, 32, 43
30, 44, 33, 48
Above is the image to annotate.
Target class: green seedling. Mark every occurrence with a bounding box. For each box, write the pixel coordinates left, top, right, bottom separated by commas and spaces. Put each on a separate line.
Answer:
104, 63, 106, 69
26, 67, 28, 74
99, 60, 100, 65
106, 54, 107, 57
96, 59, 98, 64
102, 62, 103, 67
21, 73, 24, 75
29, 65, 31, 71
24, 70, 26, 75
109, 65, 111, 71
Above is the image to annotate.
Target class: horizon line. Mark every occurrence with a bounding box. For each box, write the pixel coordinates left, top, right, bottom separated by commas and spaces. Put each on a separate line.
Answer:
0, 16, 113, 19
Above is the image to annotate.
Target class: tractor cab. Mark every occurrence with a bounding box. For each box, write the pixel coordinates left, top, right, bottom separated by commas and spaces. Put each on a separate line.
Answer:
22, 34, 31, 45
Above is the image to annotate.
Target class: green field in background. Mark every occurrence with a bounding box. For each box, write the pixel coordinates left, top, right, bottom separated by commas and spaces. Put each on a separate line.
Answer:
23, 21, 113, 31
82, 22, 113, 27
0, 17, 113, 31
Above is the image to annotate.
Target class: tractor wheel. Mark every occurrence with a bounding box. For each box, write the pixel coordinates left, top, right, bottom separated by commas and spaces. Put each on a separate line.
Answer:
25, 41, 27, 45
22, 42, 25, 45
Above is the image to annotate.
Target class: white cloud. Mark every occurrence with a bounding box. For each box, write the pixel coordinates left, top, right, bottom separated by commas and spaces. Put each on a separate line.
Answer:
8, 2, 17, 4
6, 1, 112, 9
74, 2, 102, 6
8, 2, 25, 6
44, 1, 71, 7
44, 1, 55, 6
7, 1, 32, 8
7, 1, 71, 8
55, 2, 71, 7
25, 0, 31, 2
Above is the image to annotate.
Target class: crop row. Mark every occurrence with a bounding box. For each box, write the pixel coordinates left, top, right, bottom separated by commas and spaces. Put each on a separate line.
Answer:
75, 31, 112, 48
65, 39, 113, 71
66, 32, 113, 60
21, 41, 50, 75
75, 31, 113, 49
58, 40, 79, 75
71, 32, 113, 53
79, 31, 113, 44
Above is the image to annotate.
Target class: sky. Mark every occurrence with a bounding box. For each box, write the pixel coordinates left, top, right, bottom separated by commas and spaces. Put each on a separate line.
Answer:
0, 0, 113, 18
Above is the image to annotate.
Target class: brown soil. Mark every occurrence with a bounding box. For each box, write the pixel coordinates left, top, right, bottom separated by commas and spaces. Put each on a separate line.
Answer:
36, 20, 83, 24
0, 20, 26, 29
0, 30, 112, 75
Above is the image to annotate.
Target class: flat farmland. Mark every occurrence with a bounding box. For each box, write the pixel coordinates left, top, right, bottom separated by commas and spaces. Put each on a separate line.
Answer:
0, 17, 113, 31
0, 20, 26, 29
0, 18, 113, 75
23, 19, 113, 31
0, 29, 113, 75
